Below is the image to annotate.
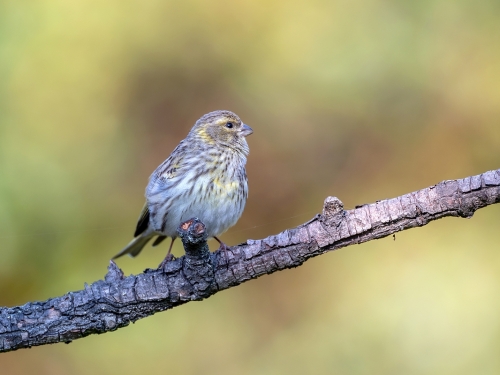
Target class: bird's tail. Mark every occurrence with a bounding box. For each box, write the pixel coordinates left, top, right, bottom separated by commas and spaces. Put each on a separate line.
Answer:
113, 234, 153, 259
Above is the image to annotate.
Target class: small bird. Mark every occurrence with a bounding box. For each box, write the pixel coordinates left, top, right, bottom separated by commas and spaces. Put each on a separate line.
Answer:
113, 110, 253, 260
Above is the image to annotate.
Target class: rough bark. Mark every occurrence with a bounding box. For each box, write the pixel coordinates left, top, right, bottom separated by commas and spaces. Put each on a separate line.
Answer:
1, 168, 500, 353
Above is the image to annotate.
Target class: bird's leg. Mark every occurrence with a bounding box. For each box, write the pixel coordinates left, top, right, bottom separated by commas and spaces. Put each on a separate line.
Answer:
214, 236, 231, 263
158, 238, 176, 269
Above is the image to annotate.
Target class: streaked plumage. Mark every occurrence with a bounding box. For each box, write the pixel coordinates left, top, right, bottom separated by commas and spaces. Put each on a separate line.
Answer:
113, 110, 253, 260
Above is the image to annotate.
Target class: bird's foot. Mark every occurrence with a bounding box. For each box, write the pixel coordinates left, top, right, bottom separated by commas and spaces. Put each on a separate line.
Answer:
157, 237, 177, 269
158, 253, 175, 269
214, 236, 231, 264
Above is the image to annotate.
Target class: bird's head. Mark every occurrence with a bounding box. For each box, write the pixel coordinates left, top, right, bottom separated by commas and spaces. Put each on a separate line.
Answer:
190, 110, 253, 155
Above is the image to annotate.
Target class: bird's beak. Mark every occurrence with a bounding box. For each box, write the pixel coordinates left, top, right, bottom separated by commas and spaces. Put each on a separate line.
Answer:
240, 123, 253, 137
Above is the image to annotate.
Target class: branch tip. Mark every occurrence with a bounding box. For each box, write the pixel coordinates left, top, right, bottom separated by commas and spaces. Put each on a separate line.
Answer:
177, 217, 208, 245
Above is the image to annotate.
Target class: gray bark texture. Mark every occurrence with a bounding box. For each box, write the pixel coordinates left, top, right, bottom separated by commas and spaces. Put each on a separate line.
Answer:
1, 168, 500, 353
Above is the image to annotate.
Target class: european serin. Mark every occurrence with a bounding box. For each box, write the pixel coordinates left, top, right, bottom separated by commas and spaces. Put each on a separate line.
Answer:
113, 110, 253, 260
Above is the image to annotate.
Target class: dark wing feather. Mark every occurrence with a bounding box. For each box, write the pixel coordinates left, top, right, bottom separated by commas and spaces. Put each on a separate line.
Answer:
134, 203, 150, 237
152, 235, 167, 246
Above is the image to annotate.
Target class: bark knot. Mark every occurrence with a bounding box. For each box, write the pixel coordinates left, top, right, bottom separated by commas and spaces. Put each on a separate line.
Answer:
178, 218, 216, 298
321, 196, 345, 227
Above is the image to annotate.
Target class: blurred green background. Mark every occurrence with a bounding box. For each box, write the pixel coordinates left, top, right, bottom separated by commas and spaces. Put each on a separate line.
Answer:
1, 0, 500, 373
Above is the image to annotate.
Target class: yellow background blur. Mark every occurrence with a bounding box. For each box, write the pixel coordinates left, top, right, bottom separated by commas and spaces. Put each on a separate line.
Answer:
1, 0, 500, 374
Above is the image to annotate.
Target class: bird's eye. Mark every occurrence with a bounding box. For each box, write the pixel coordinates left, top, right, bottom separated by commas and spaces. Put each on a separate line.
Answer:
226, 122, 233, 128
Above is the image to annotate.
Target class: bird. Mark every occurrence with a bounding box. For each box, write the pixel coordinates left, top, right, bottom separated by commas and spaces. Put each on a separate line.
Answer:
113, 110, 253, 260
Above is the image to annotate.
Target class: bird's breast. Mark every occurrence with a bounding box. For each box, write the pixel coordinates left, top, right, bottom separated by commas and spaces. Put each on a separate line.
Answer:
212, 177, 239, 193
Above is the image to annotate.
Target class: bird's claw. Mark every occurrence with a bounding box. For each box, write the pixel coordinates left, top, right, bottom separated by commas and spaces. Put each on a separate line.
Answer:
158, 253, 175, 269
216, 240, 232, 264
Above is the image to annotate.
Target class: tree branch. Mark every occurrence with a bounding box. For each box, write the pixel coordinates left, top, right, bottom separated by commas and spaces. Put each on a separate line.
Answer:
1, 168, 499, 353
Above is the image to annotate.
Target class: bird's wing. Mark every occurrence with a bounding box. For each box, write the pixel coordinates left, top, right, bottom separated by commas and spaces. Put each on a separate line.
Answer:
152, 235, 167, 246
134, 203, 150, 237
142, 141, 192, 234
148, 141, 189, 188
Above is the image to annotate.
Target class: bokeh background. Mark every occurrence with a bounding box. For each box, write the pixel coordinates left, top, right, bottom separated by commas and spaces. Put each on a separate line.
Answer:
1, 0, 500, 374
